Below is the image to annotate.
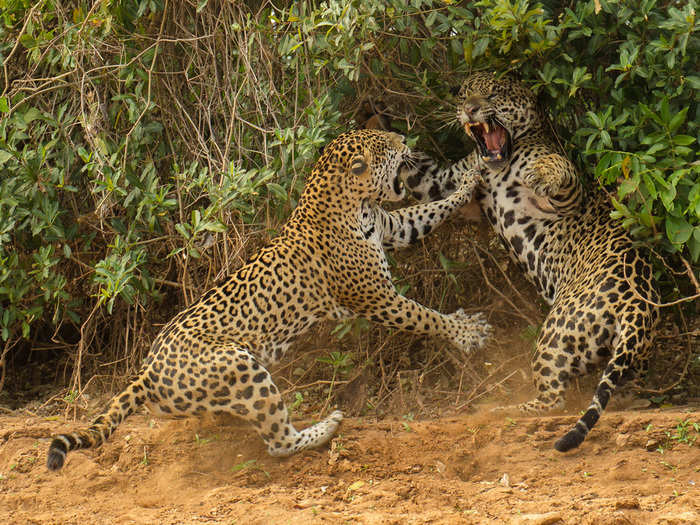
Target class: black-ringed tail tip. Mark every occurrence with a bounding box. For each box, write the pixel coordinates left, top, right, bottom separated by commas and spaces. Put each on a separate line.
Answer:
47, 436, 73, 471
554, 428, 586, 452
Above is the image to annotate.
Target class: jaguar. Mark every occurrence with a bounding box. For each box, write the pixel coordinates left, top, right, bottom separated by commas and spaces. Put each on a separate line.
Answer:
47, 129, 491, 470
403, 72, 660, 452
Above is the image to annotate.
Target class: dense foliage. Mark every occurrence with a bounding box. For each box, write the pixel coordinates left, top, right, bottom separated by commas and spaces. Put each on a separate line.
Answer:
0, 0, 697, 385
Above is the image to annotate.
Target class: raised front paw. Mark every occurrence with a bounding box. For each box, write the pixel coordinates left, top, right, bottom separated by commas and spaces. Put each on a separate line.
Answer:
522, 154, 567, 197
447, 309, 492, 353
460, 166, 485, 194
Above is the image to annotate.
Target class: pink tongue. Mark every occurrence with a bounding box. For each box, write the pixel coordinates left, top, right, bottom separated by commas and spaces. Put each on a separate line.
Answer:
484, 126, 505, 152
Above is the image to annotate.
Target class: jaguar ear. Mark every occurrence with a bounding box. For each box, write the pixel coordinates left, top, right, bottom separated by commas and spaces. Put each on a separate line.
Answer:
351, 157, 369, 176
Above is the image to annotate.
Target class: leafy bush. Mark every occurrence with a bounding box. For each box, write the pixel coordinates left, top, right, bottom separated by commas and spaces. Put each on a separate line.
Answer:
0, 0, 697, 387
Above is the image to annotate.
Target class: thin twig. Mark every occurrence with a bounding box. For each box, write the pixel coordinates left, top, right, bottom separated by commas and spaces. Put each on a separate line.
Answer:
0, 339, 20, 393
1, 2, 41, 95
680, 255, 700, 295
121, 0, 169, 173
456, 369, 520, 410
470, 242, 540, 326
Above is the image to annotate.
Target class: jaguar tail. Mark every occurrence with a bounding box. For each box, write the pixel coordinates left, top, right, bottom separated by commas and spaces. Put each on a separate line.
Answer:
47, 377, 147, 470
554, 317, 654, 452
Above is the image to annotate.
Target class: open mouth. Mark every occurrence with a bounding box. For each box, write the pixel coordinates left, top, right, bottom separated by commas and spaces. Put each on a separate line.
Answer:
464, 118, 511, 164
392, 171, 404, 197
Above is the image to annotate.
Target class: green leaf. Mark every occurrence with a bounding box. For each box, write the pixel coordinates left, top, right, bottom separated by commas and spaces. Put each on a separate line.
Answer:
660, 98, 671, 123
673, 135, 696, 146
595, 152, 613, 180
668, 107, 688, 132
642, 174, 658, 199
0, 96, 8, 113
22, 107, 42, 124
639, 103, 663, 126
267, 183, 288, 201
175, 223, 190, 240
473, 37, 489, 58
646, 143, 666, 156
688, 228, 700, 262
665, 215, 693, 245
660, 185, 676, 211
586, 111, 602, 128
618, 175, 639, 198
202, 221, 226, 233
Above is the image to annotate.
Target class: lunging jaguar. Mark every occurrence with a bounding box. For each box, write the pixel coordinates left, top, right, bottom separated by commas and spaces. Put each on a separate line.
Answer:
47, 129, 491, 470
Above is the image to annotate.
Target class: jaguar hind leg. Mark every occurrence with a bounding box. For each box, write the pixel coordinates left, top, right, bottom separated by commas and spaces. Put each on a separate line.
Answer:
491, 302, 594, 415
493, 294, 621, 417
490, 363, 568, 416
210, 348, 343, 456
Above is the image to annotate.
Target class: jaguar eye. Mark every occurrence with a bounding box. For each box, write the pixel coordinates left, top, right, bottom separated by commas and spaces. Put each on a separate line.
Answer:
351, 159, 368, 175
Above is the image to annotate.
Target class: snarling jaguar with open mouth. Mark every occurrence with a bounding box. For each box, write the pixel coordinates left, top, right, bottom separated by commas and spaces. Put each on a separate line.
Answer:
461, 117, 511, 165
401, 71, 661, 456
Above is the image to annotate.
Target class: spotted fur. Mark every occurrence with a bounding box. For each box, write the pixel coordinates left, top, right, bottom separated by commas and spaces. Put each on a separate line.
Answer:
404, 73, 660, 452
47, 129, 491, 470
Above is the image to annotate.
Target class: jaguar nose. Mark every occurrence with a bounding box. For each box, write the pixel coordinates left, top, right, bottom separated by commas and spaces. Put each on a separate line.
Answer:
388, 131, 406, 150
463, 101, 480, 115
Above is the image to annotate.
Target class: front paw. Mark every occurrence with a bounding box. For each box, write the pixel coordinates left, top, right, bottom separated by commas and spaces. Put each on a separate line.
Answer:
448, 309, 492, 352
460, 166, 485, 193
523, 155, 565, 197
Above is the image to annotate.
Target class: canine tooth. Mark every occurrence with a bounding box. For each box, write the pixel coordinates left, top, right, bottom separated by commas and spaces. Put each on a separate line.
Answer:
496, 153, 502, 160
482, 156, 490, 162
483, 121, 490, 133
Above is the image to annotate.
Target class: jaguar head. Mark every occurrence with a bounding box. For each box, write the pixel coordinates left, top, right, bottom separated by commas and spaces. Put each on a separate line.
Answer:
457, 72, 541, 169
325, 129, 410, 203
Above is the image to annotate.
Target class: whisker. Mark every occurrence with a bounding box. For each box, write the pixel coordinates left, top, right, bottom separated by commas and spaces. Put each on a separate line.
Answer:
435, 119, 464, 132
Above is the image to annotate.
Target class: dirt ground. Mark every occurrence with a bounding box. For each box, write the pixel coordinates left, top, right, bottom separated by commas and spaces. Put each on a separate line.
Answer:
1, 399, 699, 524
